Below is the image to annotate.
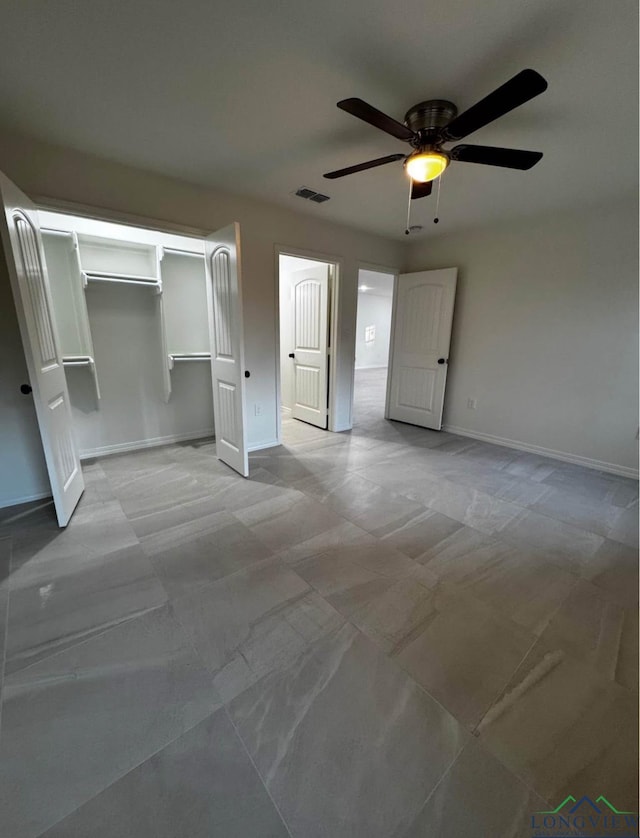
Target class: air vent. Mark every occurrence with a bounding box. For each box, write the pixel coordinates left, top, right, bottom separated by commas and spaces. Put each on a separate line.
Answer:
295, 187, 330, 203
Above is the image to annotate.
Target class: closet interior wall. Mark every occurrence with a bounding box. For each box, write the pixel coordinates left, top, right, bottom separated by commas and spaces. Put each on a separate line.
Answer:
39, 211, 214, 459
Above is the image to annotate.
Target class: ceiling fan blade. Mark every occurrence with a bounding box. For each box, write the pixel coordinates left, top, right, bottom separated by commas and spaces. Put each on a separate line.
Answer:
337, 98, 415, 141
441, 69, 548, 142
323, 153, 405, 179
411, 180, 433, 199
450, 144, 542, 169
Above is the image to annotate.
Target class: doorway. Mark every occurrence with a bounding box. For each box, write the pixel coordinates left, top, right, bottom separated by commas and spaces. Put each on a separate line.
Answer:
353, 268, 395, 430
352, 266, 458, 438
277, 252, 337, 440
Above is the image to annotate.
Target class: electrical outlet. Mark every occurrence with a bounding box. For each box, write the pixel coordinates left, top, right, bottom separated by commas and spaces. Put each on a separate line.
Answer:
467, 398, 477, 410
254, 403, 262, 416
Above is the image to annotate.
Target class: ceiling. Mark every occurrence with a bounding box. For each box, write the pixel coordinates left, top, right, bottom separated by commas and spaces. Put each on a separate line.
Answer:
0, 1, 636, 240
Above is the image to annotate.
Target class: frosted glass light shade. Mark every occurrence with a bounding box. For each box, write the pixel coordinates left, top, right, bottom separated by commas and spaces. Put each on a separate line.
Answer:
406, 151, 449, 183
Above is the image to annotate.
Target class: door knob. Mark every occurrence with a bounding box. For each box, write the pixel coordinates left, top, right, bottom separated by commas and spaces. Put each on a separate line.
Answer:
437, 358, 447, 365
20, 383, 32, 395
244, 370, 251, 378
288, 353, 295, 359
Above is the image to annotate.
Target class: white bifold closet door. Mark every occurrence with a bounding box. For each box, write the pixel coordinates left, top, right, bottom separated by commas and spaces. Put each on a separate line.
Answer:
291, 265, 330, 429
387, 268, 457, 431
0, 171, 84, 526
205, 222, 249, 477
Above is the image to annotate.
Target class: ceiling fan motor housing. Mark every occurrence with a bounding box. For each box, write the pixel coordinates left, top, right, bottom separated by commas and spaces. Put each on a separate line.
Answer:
404, 100, 458, 147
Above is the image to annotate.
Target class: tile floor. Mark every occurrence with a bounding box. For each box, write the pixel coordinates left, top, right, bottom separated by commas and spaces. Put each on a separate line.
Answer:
0, 367, 637, 837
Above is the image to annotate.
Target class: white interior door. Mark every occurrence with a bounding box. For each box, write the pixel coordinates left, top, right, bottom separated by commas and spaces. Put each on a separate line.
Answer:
205, 222, 249, 477
291, 266, 329, 428
0, 171, 84, 526
387, 268, 458, 430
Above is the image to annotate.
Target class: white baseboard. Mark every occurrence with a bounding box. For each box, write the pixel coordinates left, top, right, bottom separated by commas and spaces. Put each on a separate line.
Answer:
281, 406, 292, 415
81, 429, 215, 460
0, 490, 53, 510
442, 424, 639, 479
354, 365, 388, 371
248, 439, 280, 452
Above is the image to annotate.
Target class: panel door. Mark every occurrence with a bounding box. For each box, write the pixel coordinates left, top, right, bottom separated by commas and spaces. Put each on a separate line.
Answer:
387, 268, 457, 430
291, 266, 329, 429
204, 222, 248, 476
0, 171, 84, 526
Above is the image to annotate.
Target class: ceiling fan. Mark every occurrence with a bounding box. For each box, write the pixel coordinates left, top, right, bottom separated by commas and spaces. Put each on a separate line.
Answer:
324, 69, 548, 201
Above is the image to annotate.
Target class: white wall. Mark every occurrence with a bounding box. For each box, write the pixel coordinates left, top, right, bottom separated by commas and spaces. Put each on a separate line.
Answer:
0, 130, 403, 505
406, 198, 639, 475
70, 285, 214, 457
355, 292, 393, 369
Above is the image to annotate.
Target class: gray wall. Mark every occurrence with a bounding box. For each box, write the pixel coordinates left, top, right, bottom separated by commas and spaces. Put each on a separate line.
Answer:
406, 197, 639, 475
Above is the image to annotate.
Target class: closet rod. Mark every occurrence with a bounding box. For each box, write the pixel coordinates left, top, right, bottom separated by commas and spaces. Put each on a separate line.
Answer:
168, 352, 211, 369
82, 271, 162, 291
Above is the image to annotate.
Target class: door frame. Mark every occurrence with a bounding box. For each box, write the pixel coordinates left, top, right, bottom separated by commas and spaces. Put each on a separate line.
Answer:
353, 260, 399, 427
275, 245, 342, 443
31, 198, 240, 469
34, 195, 211, 240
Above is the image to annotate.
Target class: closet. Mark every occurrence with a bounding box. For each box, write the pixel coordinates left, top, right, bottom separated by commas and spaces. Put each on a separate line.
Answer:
0, 168, 249, 526
39, 211, 216, 461
0, 167, 250, 527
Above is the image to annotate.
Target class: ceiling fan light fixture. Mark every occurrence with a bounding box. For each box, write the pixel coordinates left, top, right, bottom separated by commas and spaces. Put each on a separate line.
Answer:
405, 151, 449, 183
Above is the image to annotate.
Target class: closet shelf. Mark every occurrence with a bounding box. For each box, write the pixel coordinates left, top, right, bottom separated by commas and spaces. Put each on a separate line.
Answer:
63, 354, 95, 367
168, 352, 211, 370
41, 228, 74, 239
82, 270, 162, 293
62, 355, 101, 400
162, 246, 205, 259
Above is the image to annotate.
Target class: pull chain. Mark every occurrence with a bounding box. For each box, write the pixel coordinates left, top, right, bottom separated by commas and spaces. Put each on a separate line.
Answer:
404, 178, 413, 235
404, 175, 444, 232
434, 174, 443, 224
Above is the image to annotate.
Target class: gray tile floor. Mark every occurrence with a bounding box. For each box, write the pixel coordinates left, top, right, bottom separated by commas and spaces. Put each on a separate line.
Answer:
0, 367, 637, 837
